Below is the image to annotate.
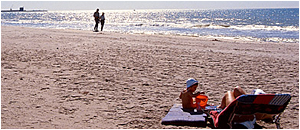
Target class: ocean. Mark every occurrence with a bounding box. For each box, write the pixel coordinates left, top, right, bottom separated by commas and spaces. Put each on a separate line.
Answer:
1, 8, 299, 43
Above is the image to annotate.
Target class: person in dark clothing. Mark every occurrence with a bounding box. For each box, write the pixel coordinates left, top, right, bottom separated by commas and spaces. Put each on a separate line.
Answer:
94, 9, 100, 32
100, 12, 105, 31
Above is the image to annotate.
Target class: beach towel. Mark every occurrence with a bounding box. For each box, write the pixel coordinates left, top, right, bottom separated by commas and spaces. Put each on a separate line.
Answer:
161, 104, 207, 127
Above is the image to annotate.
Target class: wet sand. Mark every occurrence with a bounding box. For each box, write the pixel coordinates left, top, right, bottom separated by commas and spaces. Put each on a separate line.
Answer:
1, 26, 299, 129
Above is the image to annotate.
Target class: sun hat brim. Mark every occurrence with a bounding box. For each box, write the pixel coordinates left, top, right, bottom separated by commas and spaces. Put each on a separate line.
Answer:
186, 78, 198, 88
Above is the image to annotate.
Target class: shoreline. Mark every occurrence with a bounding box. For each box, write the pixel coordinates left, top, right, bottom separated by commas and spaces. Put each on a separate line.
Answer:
1, 25, 298, 44
2, 25, 299, 44
1, 26, 299, 129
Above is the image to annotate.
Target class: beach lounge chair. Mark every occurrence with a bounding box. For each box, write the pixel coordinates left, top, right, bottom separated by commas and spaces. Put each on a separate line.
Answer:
209, 94, 291, 129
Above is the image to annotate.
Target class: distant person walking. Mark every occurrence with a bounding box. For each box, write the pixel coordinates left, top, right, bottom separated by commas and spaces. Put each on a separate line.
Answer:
94, 8, 100, 32
100, 12, 105, 31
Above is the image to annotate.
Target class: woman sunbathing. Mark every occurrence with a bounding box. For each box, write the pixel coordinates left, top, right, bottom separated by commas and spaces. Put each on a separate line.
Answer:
218, 86, 274, 121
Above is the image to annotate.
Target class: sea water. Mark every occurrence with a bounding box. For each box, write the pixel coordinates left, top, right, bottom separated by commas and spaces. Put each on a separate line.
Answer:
1, 8, 299, 43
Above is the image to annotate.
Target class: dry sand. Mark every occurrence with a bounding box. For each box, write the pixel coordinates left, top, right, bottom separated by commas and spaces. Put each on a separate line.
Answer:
1, 26, 299, 129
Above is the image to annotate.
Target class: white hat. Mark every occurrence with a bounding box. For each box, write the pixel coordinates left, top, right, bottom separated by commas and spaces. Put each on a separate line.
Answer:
251, 89, 266, 95
186, 78, 198, 89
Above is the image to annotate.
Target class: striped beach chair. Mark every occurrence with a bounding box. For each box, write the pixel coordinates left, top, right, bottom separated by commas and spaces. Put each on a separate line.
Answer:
209, 94, 291, 129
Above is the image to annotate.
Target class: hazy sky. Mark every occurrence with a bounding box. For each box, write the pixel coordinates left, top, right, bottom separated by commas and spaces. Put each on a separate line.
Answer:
1, 1, 299, 11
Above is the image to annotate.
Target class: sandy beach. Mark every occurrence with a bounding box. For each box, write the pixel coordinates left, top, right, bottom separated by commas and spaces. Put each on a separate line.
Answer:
1, 26, 299, 129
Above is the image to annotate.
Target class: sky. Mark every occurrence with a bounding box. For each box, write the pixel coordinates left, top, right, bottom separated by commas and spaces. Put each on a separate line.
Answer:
1, 1, 299, 11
